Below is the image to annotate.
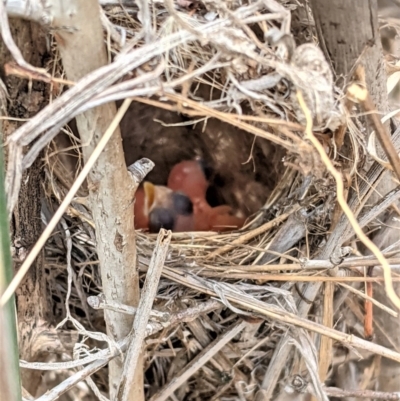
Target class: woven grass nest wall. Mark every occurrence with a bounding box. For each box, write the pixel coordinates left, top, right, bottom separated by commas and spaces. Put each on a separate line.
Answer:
9, 1, 400, 400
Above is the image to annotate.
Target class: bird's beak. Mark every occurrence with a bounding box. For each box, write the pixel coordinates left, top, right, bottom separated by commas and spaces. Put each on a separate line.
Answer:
143, 181, 155, 213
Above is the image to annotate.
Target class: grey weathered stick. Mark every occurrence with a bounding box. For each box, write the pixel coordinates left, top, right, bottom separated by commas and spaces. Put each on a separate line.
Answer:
136, 0, 154, 43
87, 293, 170, 322
49, 2, 147, 398
34, 356, 114, 401
127, 158, 155, 188
258, 208, 308, 264
343, 185, 400, 243
117, 229, 172, 401
148, 320, 248, 401
323, 386, 400, 400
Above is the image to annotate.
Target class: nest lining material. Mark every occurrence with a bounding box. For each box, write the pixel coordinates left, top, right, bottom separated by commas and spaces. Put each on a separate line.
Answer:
14, 0, 398, 400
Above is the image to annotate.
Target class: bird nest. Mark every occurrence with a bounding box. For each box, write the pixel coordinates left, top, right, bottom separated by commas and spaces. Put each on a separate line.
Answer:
9, 0, 400, 400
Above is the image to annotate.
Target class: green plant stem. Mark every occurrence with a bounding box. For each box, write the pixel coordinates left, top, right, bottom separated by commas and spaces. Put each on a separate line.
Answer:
0, 142, 22, 401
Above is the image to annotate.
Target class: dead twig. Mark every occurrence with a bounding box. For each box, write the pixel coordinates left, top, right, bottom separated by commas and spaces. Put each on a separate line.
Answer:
194, 274, 400, 283
116, 229, 172, 401
323, 386, 400, 400
87, 293, 170, 322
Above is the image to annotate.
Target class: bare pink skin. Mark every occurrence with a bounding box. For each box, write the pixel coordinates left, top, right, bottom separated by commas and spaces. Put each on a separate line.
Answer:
168, 160, 245, 232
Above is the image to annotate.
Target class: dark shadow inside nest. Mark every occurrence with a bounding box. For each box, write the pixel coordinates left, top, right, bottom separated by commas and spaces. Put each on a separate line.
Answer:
54, 88, 286, 220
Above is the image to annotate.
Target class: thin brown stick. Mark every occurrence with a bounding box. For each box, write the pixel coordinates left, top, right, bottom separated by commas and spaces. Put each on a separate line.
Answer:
318, 283, 334, 382
4, 62, 75, 86
364, 265, 375, 340
364, 281, 374, 339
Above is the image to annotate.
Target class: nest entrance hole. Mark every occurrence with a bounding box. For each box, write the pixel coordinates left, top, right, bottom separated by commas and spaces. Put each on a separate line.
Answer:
55, 94, 286, 220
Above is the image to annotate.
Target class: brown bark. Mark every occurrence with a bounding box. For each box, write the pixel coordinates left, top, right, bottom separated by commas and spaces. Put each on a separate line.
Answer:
50, 1, 143, 399
0, 19, 50, 396
311, 0, 388, 113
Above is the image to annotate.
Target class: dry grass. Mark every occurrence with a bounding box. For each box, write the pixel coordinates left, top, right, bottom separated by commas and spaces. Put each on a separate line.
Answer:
4, 0, 400, 400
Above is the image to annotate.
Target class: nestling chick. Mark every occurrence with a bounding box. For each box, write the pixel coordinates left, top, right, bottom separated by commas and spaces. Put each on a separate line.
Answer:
167, 159, 245, 232
134, 182, 194, 233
